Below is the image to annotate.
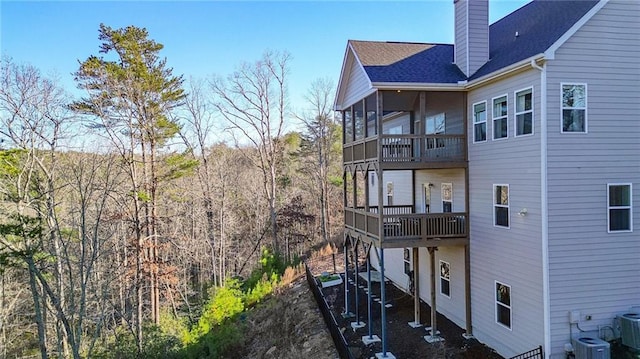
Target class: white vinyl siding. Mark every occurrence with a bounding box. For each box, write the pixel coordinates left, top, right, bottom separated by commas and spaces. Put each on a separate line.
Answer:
608, 183, 632, 232
515, 87, 533, 137
339, 52, 372, 111
561, 83, 587, 133
468, 67, 543, 358
546, 1, 640, 358
369, 171, 412, 207
414, 169, 466, 214
368, 247, 467, 329
492, 94, 508, 140
473, 101, 487, 143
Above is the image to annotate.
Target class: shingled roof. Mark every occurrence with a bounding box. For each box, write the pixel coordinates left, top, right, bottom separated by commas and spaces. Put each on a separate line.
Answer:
471, 0, 599, 79
349, 0, 600, 84
350, 41, 466, 83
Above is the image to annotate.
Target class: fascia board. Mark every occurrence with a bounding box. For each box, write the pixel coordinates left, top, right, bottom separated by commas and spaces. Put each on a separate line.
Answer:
372, 82, 465, 91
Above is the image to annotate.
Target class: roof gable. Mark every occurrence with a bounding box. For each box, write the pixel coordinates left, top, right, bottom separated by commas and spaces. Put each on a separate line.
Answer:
350, 40, 466, 84
471, 0, 600, 79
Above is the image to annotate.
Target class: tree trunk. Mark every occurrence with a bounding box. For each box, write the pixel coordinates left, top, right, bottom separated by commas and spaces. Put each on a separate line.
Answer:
27, 258, 48, 359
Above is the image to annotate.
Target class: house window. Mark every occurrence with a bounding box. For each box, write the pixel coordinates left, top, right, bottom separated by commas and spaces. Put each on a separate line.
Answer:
515, 88, 533, 136
369, 171, 375, 186
473, 101, 487, 142
608, 184, 632, 232
496, 281, 512, 329
426, 113, 446, 148
562, 83, 587, 133
440, 260, 450, 297
354, 100, 365, 140
386, 182, 394, 206
365, 93, 377, 137
343, 108, 353, 143
492, 95, 508, 140
494, 184, 509, 228
404, 248, 411, 275
442, 183, 452, 213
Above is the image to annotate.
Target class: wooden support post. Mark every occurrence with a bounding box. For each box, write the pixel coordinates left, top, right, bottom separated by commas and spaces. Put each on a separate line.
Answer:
413, 247, 420, 325
465, 244, 473, 336
380, 247, 388, 355
429, 247, 437, 338
353, 240, 360, 324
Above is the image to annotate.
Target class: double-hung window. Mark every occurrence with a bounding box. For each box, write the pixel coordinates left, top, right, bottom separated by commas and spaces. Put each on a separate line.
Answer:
473, 101, 487, 142
515, 88, 533, 136
492, 95, 508, 140
608, 184, 632, 232
442, 183, 452, 213
494, 184, 509, 228
404, 248, 412, 275
562, 83, 587, 133
496, 282, 512, 329
440, 261, 450, 297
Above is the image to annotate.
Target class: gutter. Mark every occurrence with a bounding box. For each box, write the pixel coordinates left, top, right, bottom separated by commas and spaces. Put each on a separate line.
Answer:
530, 58, 551, 359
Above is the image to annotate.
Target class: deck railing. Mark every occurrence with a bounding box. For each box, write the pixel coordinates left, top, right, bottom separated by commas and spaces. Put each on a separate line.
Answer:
344, 207, 467, 242
343, 134, 465, 164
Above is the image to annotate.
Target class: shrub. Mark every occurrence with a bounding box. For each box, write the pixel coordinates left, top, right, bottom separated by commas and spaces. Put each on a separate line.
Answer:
190, 278, 244, 341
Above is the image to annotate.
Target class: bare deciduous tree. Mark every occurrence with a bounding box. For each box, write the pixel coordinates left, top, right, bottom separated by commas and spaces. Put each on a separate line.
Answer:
210, 51, 291, 254
297, 78, 342, 244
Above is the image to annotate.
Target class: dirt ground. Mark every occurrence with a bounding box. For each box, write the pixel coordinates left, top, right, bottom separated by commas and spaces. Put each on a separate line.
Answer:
234, 274, 339, 359
307, 249, 504, 359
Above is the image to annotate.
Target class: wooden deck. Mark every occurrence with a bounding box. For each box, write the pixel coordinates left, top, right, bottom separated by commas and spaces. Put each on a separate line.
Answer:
344, 206, 468, 248
343, 134, 467, 170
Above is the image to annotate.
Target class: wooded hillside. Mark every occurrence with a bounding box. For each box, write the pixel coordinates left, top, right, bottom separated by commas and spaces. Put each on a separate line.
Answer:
0, 25, 343, 358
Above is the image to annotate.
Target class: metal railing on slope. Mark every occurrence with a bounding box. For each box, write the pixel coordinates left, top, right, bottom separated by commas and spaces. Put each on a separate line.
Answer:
509, 346, 543, 359
304, 263, 355, 359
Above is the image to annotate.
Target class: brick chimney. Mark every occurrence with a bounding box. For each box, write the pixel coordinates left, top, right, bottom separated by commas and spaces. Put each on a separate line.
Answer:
454, 0, 489, 77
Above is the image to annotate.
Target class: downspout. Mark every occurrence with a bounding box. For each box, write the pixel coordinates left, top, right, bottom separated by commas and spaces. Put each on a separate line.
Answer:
531, 58, 551, 359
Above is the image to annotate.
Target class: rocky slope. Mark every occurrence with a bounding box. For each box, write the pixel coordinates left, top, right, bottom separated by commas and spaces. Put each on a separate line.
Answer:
234, 276, 339, 359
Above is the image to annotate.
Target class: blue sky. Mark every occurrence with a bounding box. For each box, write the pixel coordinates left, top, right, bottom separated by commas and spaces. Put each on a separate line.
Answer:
1, 0, 529, 113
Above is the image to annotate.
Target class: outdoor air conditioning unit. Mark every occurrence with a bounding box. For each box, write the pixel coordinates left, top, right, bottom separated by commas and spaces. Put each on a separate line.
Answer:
572, 337, 610, 359
620, 312, 640, 350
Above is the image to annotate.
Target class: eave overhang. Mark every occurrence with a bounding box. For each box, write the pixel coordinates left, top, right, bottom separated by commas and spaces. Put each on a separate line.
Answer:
371, 82, 466, 92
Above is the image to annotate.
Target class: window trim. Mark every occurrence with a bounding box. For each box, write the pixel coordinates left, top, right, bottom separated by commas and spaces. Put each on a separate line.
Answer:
514, 86, 534, 137
442, 183, 453, 212
560, 82, 588, 134
473, 100, 487, 143
493, 184, 510, 229
492, 94, 509, 141
495, 281, 513, 330
404, 248, 412, 275
439, 260, 451, 298
607, 183, 633, 233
